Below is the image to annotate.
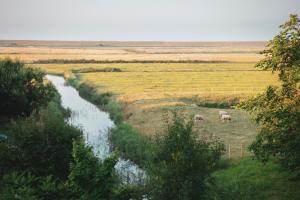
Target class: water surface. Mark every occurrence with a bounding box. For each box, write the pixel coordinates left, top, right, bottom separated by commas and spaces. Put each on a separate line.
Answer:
47, 75, 145, 183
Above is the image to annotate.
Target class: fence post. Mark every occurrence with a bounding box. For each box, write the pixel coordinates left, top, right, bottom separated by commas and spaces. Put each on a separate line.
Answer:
240, 143, 243, 157
228, 144, 231, 159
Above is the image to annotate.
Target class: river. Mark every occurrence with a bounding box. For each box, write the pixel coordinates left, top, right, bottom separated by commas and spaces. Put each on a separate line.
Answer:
46, 75, 145, 184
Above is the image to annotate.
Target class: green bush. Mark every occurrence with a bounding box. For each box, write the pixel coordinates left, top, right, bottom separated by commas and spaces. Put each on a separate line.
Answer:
148, 113, 225, 200
105, 101, 123, 125
69, 140, 120, 199
0, 101, 82, 180
0, 172, 75, 200
239, 14, 300, 176
0, 58, 55, 117
212, 158, 300, 200
109, 123, 153, 167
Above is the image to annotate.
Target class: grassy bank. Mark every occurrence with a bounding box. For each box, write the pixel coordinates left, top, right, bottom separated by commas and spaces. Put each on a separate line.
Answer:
212, 158, 300, 200
66, 73, 123, 124
66, 74, 153, 167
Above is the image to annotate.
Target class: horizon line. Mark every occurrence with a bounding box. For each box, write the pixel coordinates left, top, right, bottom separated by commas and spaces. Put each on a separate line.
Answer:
0, 39, 268, 43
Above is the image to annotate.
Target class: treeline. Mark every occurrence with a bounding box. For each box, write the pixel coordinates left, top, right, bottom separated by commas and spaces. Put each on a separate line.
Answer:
33, 59, 229, 64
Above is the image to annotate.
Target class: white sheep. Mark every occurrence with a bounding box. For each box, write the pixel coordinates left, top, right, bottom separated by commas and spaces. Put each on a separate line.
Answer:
194, 114, 204, 123
219, 111, 228, 118
221, 114, 231, 122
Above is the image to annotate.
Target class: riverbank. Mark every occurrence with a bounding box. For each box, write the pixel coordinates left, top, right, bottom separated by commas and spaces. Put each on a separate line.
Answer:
65, 73, 153, 168
64, 73, 300, 200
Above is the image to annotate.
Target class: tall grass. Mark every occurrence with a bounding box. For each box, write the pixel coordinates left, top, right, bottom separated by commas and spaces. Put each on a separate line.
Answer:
212, 158, 300, 200
109, 123, 153, 167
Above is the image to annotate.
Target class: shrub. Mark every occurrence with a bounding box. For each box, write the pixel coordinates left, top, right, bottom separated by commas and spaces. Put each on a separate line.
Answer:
0, 101, 82, 179
0, 58, 55, 117
148, 113, 224, 200
68, 140, 119, 199
239, 14, 300, 177
105, 101, 123, 125
109, 123, 153, 166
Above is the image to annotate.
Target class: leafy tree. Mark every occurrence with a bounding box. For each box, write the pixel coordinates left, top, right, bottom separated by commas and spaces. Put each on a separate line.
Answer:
68, 140, 120, 200
148, 113, 224, 200
240, 14, 300, 176
0, 172, 39, 200
0, 102, 82, 179
0, 172, 75, 200
0, 58, 55, 117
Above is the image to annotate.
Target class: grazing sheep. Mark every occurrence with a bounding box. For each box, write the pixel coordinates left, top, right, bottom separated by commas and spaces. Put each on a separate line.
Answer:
194, 114, 204, 123
219, 111, 228, 118
221, 114, 231, 122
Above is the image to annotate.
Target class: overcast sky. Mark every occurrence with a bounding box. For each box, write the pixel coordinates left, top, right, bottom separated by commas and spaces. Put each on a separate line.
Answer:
0, 0, 299, 41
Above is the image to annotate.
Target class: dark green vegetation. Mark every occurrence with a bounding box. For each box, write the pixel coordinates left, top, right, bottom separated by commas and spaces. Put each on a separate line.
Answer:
213, 158, 300, 200
240, 14, 300, 177
148, 114, 224, 200
0, 58, 55, 117
109, 123, 153, 167
0, 99, 82, 180
72, 67, 123, 73
0, 60, 141, 199
181, 96, 241, 109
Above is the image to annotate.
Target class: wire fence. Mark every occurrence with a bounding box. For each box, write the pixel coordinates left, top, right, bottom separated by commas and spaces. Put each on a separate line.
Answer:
225, 143, 252, 159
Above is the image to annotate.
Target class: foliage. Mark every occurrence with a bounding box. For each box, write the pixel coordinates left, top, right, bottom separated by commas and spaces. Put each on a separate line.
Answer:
0, 172, 38, 200
239, 14, 300, 175
68, 140, 120, 200
0, 172, 75, 200
0, 58, 55, 116
105, 100, 124, 124
148, 113, 224, 200
109, 123, 153, 167
0, 101, 82, 180
212, 158, 300, 200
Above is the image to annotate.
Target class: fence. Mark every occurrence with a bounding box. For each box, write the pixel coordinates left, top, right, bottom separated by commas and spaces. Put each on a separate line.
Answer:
226, 143, 252, 159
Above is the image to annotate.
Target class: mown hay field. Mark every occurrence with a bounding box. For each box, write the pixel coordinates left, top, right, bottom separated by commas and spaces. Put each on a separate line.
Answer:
0, 41, 278, 157
33, 61, 279, 156
0, 41, 264, 62
80, 70, 279, 102
34, 62, 280, 102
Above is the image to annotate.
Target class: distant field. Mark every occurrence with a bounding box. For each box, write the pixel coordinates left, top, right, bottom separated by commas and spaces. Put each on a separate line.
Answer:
36, 61, 278, 157
80, 69, 279, 102
0, 40, 264, 63
1, 40, 277, 157
34, 62, 279, 102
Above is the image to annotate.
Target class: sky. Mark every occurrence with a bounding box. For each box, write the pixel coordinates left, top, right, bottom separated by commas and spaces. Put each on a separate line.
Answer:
0, 0, 299, 41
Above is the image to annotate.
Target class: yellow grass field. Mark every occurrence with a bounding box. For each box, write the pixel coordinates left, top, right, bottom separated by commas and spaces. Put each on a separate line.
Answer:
33, 61, 279, 155
80, 70, 279, 102
33, 62, 279, 102
0, 41, 279, 157
0, 41, 264, 63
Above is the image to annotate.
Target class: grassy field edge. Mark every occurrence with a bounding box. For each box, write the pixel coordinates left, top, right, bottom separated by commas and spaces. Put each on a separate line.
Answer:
65, 73, 153, 168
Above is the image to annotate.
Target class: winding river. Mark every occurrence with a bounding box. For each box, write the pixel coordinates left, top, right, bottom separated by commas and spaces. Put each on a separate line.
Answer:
46, 75, 145, 184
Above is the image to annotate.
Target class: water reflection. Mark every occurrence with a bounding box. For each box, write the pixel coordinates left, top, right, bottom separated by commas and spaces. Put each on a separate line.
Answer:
47, 75, 145, 184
